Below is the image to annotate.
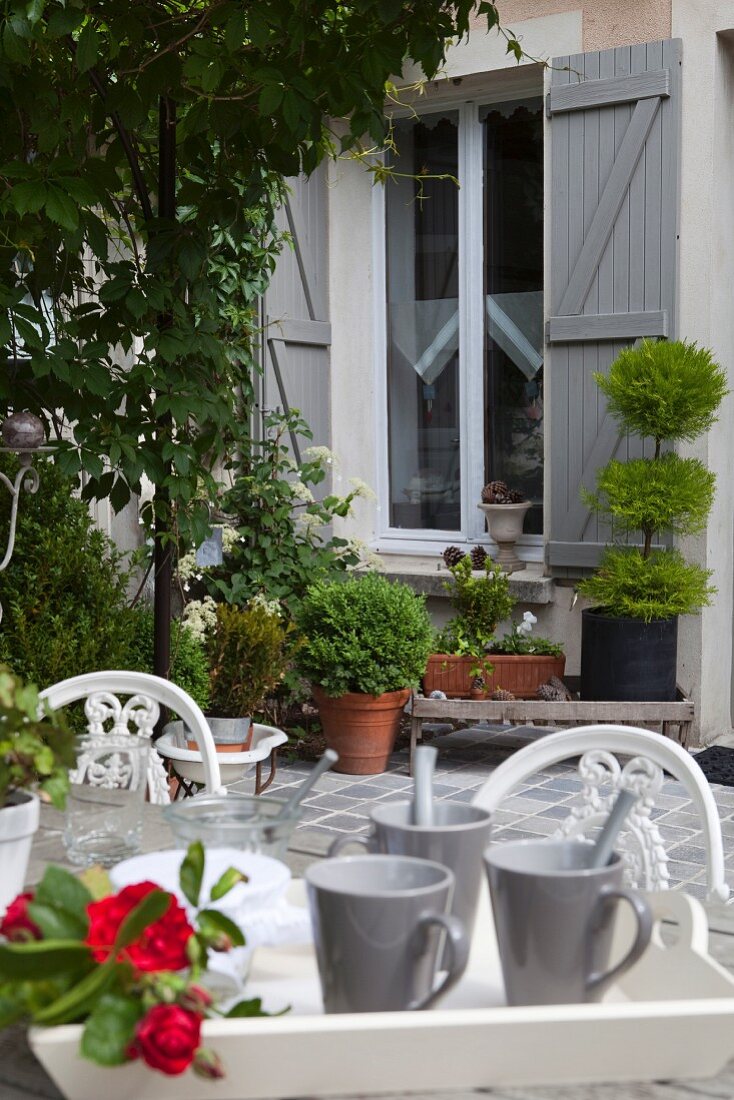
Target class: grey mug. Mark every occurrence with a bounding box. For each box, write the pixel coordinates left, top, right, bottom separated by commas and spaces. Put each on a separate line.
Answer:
329, 800, 492, 952
484, 838, 653, 1006
305, 854, 470, 1013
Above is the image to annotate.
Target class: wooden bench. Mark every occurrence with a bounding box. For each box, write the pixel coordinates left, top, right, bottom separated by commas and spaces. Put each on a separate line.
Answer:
409, 684, 695, 774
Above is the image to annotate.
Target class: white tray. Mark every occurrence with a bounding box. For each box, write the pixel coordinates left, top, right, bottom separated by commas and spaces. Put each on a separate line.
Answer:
30, 882, 734, 1100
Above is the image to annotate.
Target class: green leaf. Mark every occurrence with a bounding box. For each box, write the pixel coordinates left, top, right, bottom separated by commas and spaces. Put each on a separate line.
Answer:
225, 997, 288, 1017
209, 867, 248, 902
11, 181, 48, 216
80, 993, 143, 1066
26, 0, 46, 26
76, 23, 100, 73
35, 867, 93, 922
27, 902, 87, 942
0, 940, 91, 980
47, 7, 84, 36
113, 889, 170, 951
179, 841, 204, 907
197, 909, 245, 948
3, 23, 29, 62
45, 186, 79, 231
78, 866, 112, 901
258, 84, 283, 116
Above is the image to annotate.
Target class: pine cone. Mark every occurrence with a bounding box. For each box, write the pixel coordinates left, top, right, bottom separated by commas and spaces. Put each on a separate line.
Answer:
537, 681, 567, 702
470, 545, 488, 570
547, 675, 572, 700
471, 675, 485, 690
481, 480, 509, 504
491, 687, 515, 701
481, 480, 527, 505
442, 545, 466, 568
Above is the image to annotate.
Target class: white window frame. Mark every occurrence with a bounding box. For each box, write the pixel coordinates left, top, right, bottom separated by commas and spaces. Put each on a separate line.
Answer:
372, 80, 544, 562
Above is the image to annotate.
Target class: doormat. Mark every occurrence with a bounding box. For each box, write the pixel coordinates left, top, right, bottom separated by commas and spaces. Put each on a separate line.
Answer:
692, 745, 734, 787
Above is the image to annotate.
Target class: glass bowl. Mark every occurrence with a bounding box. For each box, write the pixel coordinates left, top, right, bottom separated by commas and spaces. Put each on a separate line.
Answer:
163, 793, 300, 861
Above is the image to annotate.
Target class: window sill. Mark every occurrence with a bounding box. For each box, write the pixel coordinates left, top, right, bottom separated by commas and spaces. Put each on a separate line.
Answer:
379, 554, 555, 605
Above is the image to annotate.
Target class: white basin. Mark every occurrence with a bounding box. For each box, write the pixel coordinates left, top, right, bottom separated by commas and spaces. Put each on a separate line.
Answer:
156, 723, 288, 785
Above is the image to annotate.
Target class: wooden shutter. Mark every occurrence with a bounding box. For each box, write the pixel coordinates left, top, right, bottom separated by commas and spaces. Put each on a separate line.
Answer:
547, 40, 681, 570
261, 165, 331, 462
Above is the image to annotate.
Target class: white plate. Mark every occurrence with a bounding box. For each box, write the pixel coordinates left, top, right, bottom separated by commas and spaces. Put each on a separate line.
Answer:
109, 847, 291, 915
30, 884, 734, 1100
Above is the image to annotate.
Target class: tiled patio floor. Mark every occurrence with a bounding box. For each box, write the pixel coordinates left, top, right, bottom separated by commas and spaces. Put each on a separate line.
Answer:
231, 724, 734, 900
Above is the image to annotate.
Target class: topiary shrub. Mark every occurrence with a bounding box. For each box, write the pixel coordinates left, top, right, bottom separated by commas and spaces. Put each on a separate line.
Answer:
296, 573, 433, 697
126, 608, 211, 713
578, 340, 726, 621
0, 456, 136, 686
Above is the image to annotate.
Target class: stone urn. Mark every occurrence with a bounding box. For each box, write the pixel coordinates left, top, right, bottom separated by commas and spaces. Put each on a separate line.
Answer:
477, 501, 531, 573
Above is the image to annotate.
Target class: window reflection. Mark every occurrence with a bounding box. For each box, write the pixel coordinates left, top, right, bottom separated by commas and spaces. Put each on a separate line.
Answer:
386, 113, 460, 531
483, 99, 544, 534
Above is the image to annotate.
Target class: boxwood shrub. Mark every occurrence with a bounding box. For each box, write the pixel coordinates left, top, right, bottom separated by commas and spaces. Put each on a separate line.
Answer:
296, 573, 433, 697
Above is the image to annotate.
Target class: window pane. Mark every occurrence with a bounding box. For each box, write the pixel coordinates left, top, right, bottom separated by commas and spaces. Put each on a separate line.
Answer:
483, 99, 544, 534
386, 113, 460, 531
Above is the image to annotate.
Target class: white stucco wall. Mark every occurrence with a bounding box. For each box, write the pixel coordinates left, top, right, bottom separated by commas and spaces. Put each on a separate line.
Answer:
329, 3, 734, 739
671, 1, 734, 740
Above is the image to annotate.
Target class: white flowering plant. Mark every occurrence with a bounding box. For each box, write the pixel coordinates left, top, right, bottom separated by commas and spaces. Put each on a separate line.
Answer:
196, 410, 374, 611
489, 612, 564, 657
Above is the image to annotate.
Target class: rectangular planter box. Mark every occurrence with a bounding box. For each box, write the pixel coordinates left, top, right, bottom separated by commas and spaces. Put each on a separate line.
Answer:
423, 653, 566, 699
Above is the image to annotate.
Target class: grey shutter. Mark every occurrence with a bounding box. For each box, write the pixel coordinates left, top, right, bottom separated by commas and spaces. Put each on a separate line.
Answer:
261, 165, 331, 462
547, 39, 681, 570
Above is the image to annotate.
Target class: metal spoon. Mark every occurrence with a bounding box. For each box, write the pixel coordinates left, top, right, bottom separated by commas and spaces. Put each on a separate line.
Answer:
412, 745, 438, 826
277, 749, 339, 820
588, 788, 638, 869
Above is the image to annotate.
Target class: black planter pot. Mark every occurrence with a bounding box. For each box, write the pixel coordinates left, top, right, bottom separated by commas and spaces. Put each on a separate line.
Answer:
580, 608, 678, 702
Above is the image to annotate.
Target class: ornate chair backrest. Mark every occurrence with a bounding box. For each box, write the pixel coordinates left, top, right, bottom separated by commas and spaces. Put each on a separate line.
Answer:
472, 724, 729, 905
40, 671, 224, 805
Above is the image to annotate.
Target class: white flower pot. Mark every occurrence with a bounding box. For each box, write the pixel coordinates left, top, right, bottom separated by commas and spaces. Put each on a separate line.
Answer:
477, 502, 531, 573
0, 790, 40, 915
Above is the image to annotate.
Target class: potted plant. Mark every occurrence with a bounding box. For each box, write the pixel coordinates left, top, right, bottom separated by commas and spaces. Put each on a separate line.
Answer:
0, 667, 75, 915
296, 573, 433, 774
487, 612, 566, 697
199, 597, 294, 751
477, 480, 531, 573
423, 555, 514, 698
0, 844, 268, 1085
577, 339, 726, 701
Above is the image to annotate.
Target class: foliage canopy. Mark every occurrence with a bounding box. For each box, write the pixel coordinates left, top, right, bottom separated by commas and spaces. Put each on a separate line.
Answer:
594, 339, 728, 447
0, 455, 137, 686
0, 0, 508, 544
296, 573, 433, 696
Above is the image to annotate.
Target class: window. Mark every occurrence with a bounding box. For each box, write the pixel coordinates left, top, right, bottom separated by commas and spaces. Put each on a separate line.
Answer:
379, 96, 544, 548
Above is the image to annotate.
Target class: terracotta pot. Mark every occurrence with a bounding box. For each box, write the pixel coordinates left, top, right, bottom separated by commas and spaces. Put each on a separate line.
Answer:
423, 653, 566, 699
312, 686, 411, 775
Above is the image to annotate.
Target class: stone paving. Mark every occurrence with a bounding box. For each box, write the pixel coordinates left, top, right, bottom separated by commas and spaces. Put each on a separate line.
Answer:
230, 723, 734, 900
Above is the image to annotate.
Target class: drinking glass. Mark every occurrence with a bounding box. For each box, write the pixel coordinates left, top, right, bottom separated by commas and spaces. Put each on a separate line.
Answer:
163, 794, 300, 861
64, 734, 149, 866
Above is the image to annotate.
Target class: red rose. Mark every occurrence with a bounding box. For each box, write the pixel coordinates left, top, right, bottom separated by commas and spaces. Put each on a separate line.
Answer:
0, 892, 42, 942
85, 882, 194, 972
131, 1003, 202, 1076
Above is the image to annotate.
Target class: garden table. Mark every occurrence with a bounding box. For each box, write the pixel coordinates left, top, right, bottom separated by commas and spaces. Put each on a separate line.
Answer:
3, 802, 734, 1100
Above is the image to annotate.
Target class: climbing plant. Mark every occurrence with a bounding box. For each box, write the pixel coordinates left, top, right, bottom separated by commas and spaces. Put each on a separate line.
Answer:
0, 0, 514, 539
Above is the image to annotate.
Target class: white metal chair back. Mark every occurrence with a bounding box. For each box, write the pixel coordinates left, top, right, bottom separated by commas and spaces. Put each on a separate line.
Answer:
472, 724, 729, 905
39, 671, 224, 805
